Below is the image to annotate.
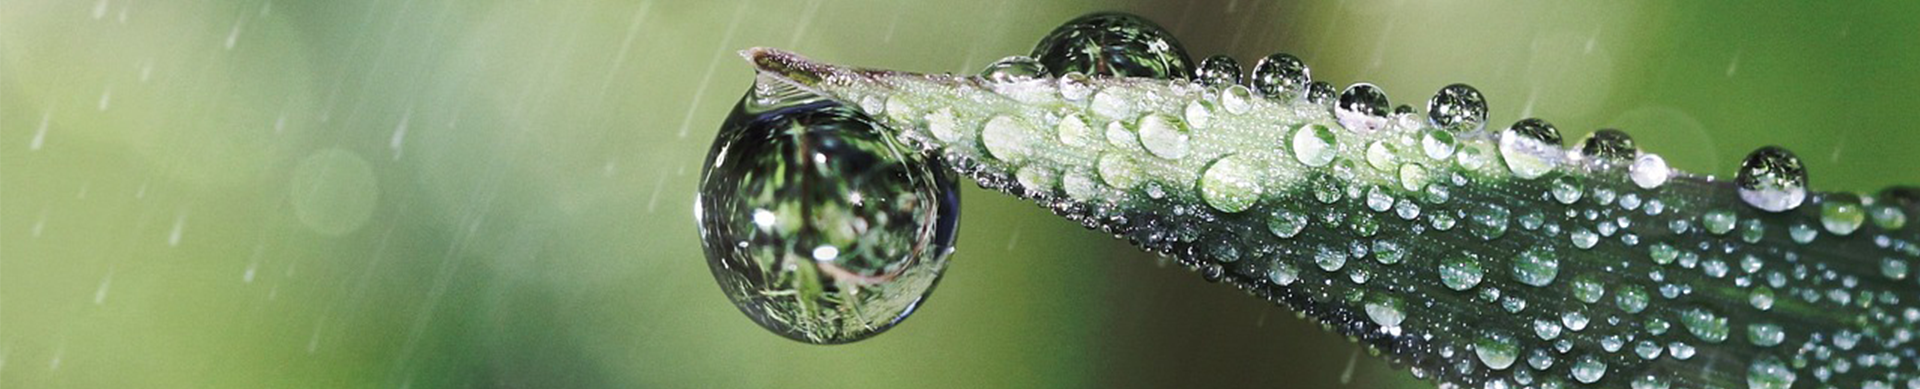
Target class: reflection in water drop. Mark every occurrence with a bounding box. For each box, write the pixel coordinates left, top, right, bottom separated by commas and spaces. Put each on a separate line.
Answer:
1194, 55, 1242, 87
1335, 83, 1390, 133
696, 85, 959, 344
1250, 53, 1310, 99
1735, 146, 1808, 212
1426, 84, 1487, 132
1498, 118, 1563, 180
1030, 12, 1192, 79
980, 55, 1046, 83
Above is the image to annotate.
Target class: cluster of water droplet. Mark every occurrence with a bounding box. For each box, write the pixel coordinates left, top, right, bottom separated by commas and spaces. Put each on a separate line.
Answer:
721, 10, 1920, 388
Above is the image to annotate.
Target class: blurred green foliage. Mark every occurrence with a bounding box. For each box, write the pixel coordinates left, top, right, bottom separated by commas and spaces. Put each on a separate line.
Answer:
3, 1, 1918, 387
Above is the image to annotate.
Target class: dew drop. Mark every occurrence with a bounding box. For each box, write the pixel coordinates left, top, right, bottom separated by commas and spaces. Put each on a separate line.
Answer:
980, 55, 1046, 83
1821, 194, 1866, 235
1219, 85, 1255, 114
1440, 253, 1484, 291
1749, 287, 1775, 310
1200, 154, 1262, 213
1476, 330, 1521, 370
1183, 100, 1214, 129
1421, 129, 1457, 160
1097, 153, 1143, 189
1703, 210, 1737, 235
1316, 246, 1349, 272
1136, 113, 1191, 159
1269, 262, 1300, 286
1335, 83, 1390, 133
1578, 129, 1637, 164
1304, 81, 1336, 106
1617, 286, 1649, 313
697, 94, 959, 344
1366, 141, 1400, 171
1399, 164, 1430, 192
1291, 123, 1339, 167
1747, 355, 1795, 389
1056, 113, 1096, 147
924, 107, 963, 142
1680, 307, 1730, 343
1268, 208, 1308, 238
1748, 322, 1785, 347
1031, 12, 1193, 79
1870, 204, 1907, 230
981, 115, 1036, 160
1250, 53, 1309, 98
1513, 247, 1560, 287
1364, 294, 1406, 328
1570, 355, 1607, 384
1736, 146, 1808, 212
1468, 205, 1512, 240
1571, 275, 1605, 304
1550, 176, 1584, 204
1194, 55, 1243, 88
1426, 84, 1488, 132
1057, 72, 1094, 101
1498, 118, 1563, 180
1373, 240, 1406, 265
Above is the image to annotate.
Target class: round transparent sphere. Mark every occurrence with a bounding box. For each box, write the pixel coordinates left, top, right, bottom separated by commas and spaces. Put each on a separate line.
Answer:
696, 89, 960, 344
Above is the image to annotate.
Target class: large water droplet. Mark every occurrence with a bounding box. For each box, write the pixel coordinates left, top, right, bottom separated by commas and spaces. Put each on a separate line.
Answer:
1498, 118, 1563, 179
1335, 83, 1390, 133
1200, 154, 1263, 213
1291, 123, 1338, 167
1194, 55, 1242, 87
1440, 253, 1484, 291
1513, 247, 1560, 287
1426, 84, 1488, 132
1747, 355, 1795, 389
1250, 53, 1309, 98
1578, 129, 1636, 164
697, 90, 960, 344
1477, 330, 1520, 370
1031, 12, 1193, 79
980, 55, 1046, 83
1736, 146, 1808, 212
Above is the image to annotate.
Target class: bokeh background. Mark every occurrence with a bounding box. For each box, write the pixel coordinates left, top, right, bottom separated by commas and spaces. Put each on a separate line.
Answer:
5, 1, 1920, 387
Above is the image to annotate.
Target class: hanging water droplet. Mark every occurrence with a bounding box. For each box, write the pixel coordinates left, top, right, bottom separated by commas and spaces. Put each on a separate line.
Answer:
1477, 330, 1521, 370
1250, 53, 1310, 99
697, 91, 960, 344
1440, 253, 1484, 291
1747, 355, 1795, 389
1335, 83, 1390, 133
1513, 247, 1560, 287
1821, 194, 1866, 235
1304, 81, 1336, 106
1578, 129, 1637, 164
1291, 123, 1338, 167
1426, 84, 1488, 132
1570, 354, 1607, 384
1194, 55, 1243, 87
1498, 118, 1563, 180
1200, 154, 1263, 213
1136, 113, 1191, 159
1736, 146, 1808, 212
980, 55, 1046, 83
1031, 12, 1193, 79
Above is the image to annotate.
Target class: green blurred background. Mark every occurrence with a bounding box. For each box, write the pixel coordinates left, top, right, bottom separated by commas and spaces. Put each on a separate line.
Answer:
4, 1, 1919, 387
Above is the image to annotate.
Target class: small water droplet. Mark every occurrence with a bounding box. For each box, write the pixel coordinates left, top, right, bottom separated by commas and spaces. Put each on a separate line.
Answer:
1703, 210, 1737, 235
1747, 322, 1785, 347
1291, 123, 1339, 167
1194, 55, 1242, 87
1250, 53, 1310, 98
1058, 72, 1094, 101
980, 55, 1046, 83
1304, 81, 1336, 106
1316, 246, 1349, 272
1184, 100, 1214, 129
1736, 146, 1808, 212
1513, 247, 1559, 287
1749, 287, 1775, 310
1056, 113, 1096, 147
1578, 129, 1636, 164
1269, 261, 1300, 285
1426, 84, 1488, 132
1335, 83, 1390, 133
1373, 240, 1406, 265
1200, 154, 1262, 213
1031, 12, 1193, 79
1571, 275, 1605, 303
1498, 118, 1563, 179
1821, 194, 1866, 235
1469, 205, 1512, 240
1399, 164, 1430, 192
1869, 204, 1907, 230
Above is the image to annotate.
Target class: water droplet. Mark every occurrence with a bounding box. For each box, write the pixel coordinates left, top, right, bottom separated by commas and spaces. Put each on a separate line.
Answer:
981, 115, 1036, 160
1335, 83, 1390, 133
1091, 89, 1137, 119
1316, 246, 1349, 272
1788, 223, 1817, 243
1440, 253, 1484, 291
1561, 311, 1589, 331
1194, 55, 1242, 87
1374, 240, 1406, 265
1635, 340, 1663, 360
1749, 287, 1775, 310
1469, 205, 1512, 240
1184, 100, 1214, 129
1748, 322, 1785, 347
924, 107, 963, 142
1200, 154, 1262, 213
1250, 53, 1309, 98
1365, 294, 1406, 328
1476, 330, 1520, 370
697, 95, 959, 344
1578, 129, 1637, 164
1498, 118, 1563, 179
1366, 141, 1400, 171
1268, 208, 1308, 238
1219, 85, 1255, 114
1821, 195, 1866, 235
980, 55, 1046, 83
1703, 210, 1737, 235
1305, 81, 1336, 106
1426, 84, 1488, 132
1550, 176, 1584, 204
1513, 248, 1559, 287
1310, 172, 1343, 204
1883, 258, 1909, 280
1631, 374, 1668, 389
1736, 146, 1808, 212
1870, 204, 1907, 230
1529, 349, 1557, 370
1570, 355, 1607, 384
1422, 129, 1457, 160
1057, 72, 1094, 101
1031, 12, 1193, 79
1747, 355, 1795, 389
1136, 113, 1191, 159
1291, 123, 1338, 167
1056, 113, 1096, 147
1533, 319, 1562, 340
1269, 262, 1300, 285
1399, 164, 1430, 192
1097, 153, 1143, 189
1571, 275, 1605, 303
1680, 307, 1730, 343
